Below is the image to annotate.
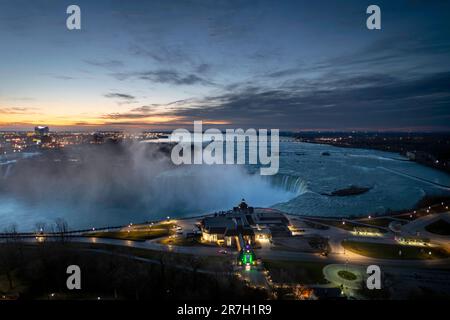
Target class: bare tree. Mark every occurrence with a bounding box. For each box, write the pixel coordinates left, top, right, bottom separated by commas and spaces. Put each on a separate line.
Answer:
0, 224, 22, 290
54, 218, 69, 243
35, 221, 47, 233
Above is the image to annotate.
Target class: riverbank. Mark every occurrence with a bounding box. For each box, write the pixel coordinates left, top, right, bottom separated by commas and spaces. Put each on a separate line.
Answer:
283, 194, 450, 220
295, 133, 450, 175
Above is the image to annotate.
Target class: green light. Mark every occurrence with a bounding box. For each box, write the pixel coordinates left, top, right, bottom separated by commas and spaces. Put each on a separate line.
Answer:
239, 248, 256, 266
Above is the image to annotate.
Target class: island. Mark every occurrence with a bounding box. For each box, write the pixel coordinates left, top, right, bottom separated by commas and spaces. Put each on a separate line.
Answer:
323, 185, 371, 197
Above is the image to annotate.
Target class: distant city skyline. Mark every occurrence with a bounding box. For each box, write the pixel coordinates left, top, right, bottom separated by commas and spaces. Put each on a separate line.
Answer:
1, 0, 450, 131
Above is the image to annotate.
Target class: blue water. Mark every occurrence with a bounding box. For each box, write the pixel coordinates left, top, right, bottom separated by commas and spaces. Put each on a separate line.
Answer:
1, 142, 449, 231
271, 142, 450, 217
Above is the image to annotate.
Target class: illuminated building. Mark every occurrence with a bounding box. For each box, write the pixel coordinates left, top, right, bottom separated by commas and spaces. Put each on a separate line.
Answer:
35, 126, 49, 136
200, 200, 290, 247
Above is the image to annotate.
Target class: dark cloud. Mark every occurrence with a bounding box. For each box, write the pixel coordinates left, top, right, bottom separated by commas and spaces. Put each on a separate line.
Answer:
138, 70, 209, 85
129, 105, 158, 113
103, 99, 197, 120
313, 36, 450, 78
265, 68, 302, 79
104, 93, 136, 100
105, 71, 450, 130
84, 59, 124, 69
103, 113, 150, 120
130, 44, 191, 65
2, 0, 450, 131
51, 75, 76, 80
112, 69, 213, 86
196, 63, 212, 74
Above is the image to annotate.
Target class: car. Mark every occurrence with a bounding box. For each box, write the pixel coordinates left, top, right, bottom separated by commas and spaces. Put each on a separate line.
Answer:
218, 249, 228, 254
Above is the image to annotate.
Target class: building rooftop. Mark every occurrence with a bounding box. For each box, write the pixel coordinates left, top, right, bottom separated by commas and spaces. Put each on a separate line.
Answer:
201, 216, 236, 232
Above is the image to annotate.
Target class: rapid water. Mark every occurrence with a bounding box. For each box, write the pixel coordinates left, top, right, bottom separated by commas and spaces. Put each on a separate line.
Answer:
270, 141, 450, 217
1, 142, 449, 231
264, 174, 308, 195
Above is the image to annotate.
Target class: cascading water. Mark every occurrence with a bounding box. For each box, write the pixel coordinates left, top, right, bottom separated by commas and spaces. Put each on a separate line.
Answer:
264, 174, 308, 195
151, 166, 301, 214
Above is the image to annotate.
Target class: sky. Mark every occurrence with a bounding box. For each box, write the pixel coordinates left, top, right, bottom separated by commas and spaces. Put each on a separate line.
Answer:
0, 0, 449, 131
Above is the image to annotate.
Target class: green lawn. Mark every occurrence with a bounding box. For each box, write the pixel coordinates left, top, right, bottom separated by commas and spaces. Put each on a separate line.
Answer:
355, 218, 394, 228
306, 218, 386, 233
85, 223, 175, 241
264, 260, 328, 284
337, 270, 357, 281
304, 218, 354, 231
425, 219, 450, 236
158, 236, 203, 247
342, 240, 449, 260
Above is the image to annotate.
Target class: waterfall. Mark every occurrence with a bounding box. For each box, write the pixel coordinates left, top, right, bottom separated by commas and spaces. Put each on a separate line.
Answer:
265, 174, 308, 195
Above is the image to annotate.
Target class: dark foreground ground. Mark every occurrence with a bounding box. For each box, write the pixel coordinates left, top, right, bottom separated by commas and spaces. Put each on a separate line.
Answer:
0, 241, 267, 300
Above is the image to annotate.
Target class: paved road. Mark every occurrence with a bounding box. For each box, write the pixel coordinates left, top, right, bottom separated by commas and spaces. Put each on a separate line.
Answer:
400, 212, 450, 250
58, 235, 450, 270
8, 211, 448, 272
285, 214, 450, 267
